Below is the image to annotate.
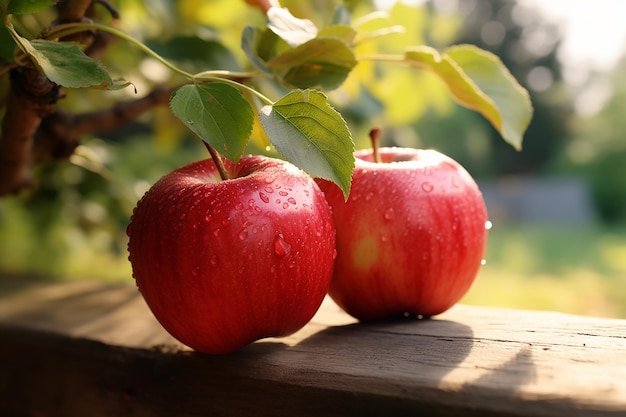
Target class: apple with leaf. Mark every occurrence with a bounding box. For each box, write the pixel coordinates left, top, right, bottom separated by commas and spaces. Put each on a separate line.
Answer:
0, 0, 531, 352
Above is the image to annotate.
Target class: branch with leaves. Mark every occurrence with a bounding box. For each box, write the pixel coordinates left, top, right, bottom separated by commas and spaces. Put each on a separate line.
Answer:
0, 0, 533, 198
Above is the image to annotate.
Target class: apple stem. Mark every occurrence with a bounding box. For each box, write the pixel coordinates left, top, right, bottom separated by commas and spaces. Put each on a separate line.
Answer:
203, 141, 231, 181
369, 127, 382, 163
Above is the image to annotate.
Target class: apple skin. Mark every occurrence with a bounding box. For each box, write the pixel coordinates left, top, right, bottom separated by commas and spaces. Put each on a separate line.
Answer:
127, 155, 336, 354
316, 147, 488, 321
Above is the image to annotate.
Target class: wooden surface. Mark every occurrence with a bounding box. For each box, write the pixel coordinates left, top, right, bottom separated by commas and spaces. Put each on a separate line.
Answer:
0, 276, 625, 417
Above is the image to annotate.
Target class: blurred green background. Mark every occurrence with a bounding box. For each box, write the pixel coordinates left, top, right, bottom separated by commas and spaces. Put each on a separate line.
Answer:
1, 0, 625, 318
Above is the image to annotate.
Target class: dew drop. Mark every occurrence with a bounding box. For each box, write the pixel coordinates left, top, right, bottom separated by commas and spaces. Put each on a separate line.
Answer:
282, 202, 290, 209
264, 187, 274, 194
259, 192, 270, 203
213, 228, 221, 237
191, 266, 200, 277
204, 214, 212, 223
264, 176, 275, 184
239, 230, 249, 241
365, 192, 374, 201
279, 191, 288, 197
235, 202, 244, 210
274, 234, 292, 256
287, 197, 296, 205
210, 254, 219, 266
421, 182, 434, 192
481, 259, 487, 266
485, 220, 493, 230
384, 208, 395, 220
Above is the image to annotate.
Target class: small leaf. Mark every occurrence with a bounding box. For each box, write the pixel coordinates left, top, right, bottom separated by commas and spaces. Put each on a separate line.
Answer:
7, 0, 56, 14
22, 38, 124, 89
267, 7, 318, 47
170, 83, 254, 162
146, 35, 242, 73
405, 45, 532, 150
318, 25, 357, 44
259, 89, 354, 198
241, 26, 281, 75
267, 37, 356, 90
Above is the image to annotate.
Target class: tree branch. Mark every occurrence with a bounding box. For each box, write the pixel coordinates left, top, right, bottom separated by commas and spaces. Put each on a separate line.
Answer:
0, 67, 63, 195
32, 86, 175, 163
0, 0, 122, 196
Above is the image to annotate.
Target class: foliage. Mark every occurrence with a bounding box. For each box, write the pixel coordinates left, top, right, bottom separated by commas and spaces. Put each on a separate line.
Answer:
0, 0, 533, 281
0, 0, 531, 199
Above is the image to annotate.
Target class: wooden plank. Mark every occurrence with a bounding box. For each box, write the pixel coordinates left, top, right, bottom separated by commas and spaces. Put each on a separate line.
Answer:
0, 277, 625, 417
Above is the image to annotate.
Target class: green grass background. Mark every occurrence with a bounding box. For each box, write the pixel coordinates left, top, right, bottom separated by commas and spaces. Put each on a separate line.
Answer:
461, 225, 626, 318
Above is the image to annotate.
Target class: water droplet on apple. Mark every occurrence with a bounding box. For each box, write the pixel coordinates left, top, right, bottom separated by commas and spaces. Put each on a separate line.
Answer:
259, 191, 270, 203
485, 220, 493, 230
239, 230, 248, 241
481, 259, 487, 265
287, 197, 296, 205
279, 191, 288, 197
210, 255, 219, 266
274, 234, 292, 256
365, 192, 374, 201
384, 208, 394, 220
191, 266, 200, 277
282, 202, 289, 209
264, 187, 274, 194
213, 228, 221, 237
204, 214, 212, 223
421, 182, 434, 192
235, 202, 243, 210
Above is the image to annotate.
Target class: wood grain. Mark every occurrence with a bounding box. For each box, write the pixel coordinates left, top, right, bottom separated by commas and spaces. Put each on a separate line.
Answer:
0, 277, 625, 417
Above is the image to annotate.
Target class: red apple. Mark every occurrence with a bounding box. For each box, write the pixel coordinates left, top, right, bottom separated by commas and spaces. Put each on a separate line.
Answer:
316, 147, 488, 321
127, 155, 336, 354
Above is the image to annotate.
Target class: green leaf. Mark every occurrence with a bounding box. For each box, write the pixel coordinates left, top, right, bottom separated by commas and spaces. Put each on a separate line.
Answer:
146, 35, 242, 73
259, 89, 354, 198
318, 25, 357, 44
241, 26, 276, 75
22, 38, 127, 89
170, 83, 254, 162
267, 37, 356, 90
405, 45, 532, 150
7, 0, 57, 14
